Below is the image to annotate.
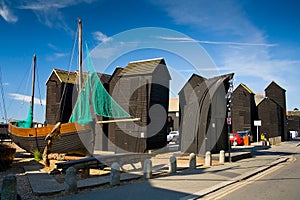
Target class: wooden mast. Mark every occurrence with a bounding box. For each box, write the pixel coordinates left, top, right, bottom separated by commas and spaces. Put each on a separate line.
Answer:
31, 54, 36, 127
78, 19, 83, 90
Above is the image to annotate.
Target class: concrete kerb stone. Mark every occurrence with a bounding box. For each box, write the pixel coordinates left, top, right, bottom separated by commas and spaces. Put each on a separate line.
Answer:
110, 162, 121, 186
205, 151, 212, 167
1, 174, 17, 200
180, 156, 290, 200
219, 150, 225, 164
189, 153, 196, 170
180, 180, 237, 200
143, 159, 152, 179
64, 167, 77, 195
232, 156, 290, 182
169, 156, 177, 174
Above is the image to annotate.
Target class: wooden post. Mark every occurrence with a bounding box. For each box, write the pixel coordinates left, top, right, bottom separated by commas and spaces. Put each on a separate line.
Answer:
43, 140, 52, 167
78, 19, 83, 90
30, 54, 36, 128
43, 122, 61, 167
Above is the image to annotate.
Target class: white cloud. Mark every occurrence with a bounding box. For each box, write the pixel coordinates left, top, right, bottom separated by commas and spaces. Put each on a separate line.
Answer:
18, 0, 95, 10
155, 0, 299, 83
18, 0, 96, 29
0, 0, 18, 23
157, 36, 277, 47
92, 31, 113, 43
54, 52, 68, 58
9, 93, 46, 106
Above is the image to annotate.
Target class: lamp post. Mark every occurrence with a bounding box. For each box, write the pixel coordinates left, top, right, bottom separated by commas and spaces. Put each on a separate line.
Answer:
225, 79, 233, 163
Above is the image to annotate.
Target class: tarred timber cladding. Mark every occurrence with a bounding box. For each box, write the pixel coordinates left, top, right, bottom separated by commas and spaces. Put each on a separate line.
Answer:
287, 111, 300, 132
108, 59, 170, 153
231, 84, 256, 136
46, 73, 71, 125
265, 81, 288, 141
179, 73, 233, 155
46, 69, 110, 126
257, 98, 283, 139
288, 115, 300, 132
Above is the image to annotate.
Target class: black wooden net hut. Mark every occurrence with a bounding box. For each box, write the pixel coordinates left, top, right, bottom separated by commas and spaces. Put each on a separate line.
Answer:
179, 73, 234, 155
107, 58, 171, 153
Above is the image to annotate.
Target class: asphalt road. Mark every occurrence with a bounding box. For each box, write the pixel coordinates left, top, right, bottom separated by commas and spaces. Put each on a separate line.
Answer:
204, 150, 300, 200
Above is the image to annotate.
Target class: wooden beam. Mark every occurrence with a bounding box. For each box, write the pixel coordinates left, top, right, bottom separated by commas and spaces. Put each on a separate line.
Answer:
97, 118, 141, 124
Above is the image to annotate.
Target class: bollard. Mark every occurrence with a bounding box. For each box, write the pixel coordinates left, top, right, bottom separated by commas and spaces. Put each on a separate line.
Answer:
110, 162, 121, 186
219, 150, 225, 164
64, 167, 77, 195
205, 151, 212, 167
189, 153, 196, 170
169, 156, 177, 174
143, 159, 152, 179
1, 174, 17, 200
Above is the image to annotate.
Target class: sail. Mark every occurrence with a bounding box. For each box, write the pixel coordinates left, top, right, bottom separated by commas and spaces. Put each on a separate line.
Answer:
16, 105, 33, 128
69, 45, 131, 125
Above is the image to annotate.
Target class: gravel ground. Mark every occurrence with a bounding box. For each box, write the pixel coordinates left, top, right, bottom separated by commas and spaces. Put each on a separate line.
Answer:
0, 143, 39, 200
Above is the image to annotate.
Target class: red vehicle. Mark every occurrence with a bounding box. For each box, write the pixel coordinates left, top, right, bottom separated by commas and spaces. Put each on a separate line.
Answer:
229, 132, 244, 146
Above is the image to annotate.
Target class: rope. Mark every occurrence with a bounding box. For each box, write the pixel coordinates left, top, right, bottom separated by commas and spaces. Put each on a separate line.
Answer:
36, 67, 44, 107
57, 20, 78, 122
6, 58, 32, 120
0, 66, 6, 122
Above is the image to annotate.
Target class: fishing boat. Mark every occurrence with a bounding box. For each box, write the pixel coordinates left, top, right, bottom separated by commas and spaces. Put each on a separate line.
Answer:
8, 20, 134, 156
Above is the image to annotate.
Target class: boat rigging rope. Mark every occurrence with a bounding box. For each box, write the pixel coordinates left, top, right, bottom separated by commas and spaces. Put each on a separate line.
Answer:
36, 67, 44, 107
0, 66, 7, 122
57, 21, 78, 122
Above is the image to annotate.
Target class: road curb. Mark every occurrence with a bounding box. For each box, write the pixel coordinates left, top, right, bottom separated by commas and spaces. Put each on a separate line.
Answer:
233, 156, 289, 182
180, 156, 290, 200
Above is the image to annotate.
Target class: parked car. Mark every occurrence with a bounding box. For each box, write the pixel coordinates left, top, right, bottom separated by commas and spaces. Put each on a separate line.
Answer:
229, 133, 243, 146
230, 130, 252, 146
167, 131, 179, 144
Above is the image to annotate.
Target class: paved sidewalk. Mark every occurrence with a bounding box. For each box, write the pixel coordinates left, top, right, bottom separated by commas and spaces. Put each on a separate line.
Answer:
57, 140, 300, 200
25, 141, 300, 200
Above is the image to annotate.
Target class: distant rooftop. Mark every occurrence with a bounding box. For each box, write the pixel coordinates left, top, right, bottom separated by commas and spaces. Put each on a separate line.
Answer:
287, 110, 300, 117
254, 92, 266, 105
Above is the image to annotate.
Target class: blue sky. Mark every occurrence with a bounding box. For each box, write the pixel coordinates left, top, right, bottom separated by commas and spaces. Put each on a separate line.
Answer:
0, 0, 299, 123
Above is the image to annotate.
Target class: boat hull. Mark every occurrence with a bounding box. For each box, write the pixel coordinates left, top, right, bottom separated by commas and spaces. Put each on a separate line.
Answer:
8, 122, 94, 156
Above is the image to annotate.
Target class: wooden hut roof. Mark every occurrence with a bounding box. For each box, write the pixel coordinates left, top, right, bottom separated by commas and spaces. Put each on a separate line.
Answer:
46, 68, 111, 85
257, 97, 278, 107
234, 83, 255, 94
178, 73, 234, 96
119, 58, 170, 78
178, 74, 207, 95
109, 67, 123, 82
46, 69, 78, 84
98, 73, 111, 84
265, 81, 286, 92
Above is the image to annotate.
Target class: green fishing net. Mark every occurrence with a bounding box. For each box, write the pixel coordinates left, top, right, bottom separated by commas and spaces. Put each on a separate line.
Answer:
69, 45, 130, 125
